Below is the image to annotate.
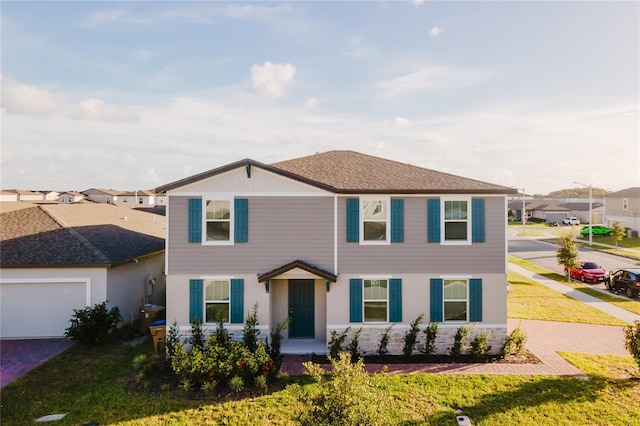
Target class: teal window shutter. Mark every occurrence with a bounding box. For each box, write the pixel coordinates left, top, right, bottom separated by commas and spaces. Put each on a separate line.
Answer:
230, 279, 244, 323
472, 198, 485, 243
349, 278, 363, 322
234, 198, 248, 243
469, 278, 483, 322
188, 198, 202, 243
189, 279, 203, 323
389, 278, 402, 322
346, 198, 359, 242
430, 278, 443, 322
391, 199, 404, 243
427, 199, 441, 243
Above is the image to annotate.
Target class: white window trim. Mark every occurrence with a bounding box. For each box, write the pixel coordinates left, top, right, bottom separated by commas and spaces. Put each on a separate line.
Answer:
440, 195, 472, 246
203, 277, 232, 325
442, 277, 470, 323
202, 197, 235, 245
359, 196, 391, 245
362, 276, 390, 323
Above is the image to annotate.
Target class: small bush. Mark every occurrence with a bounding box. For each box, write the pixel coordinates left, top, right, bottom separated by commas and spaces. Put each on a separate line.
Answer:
377, 324, 394, 356
64, 301, 121, 345
229, 375, 244, 393
290, 352, 392, 426
347, 328, 362, 362
190, 319, 205, 350
268, 316, 290, 360
403, 314, 424, 356
165, 320, 180, 360
471, 330, 493, 359
500, 326, 527, 357
328, 327, 350, 358
449, 325, 473, 360
623, 320, 640, 371
422, 322, 438, 355
243, 302, 260, 352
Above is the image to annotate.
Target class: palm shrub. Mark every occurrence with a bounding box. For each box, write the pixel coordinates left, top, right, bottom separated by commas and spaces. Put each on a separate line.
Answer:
64, 301, 120, 345
623, 320, 640, 372
290, 352, 392, 426
449, 325, 473, 360
402, 314, 423, 356
422, 322, 438, 355
377, 324, 394, 356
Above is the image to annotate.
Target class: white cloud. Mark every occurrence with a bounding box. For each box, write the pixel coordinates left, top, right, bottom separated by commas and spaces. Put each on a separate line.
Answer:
346, 36, 370, 57
304, 97, 319, 110
412, 0, 426, 5
56, 152, 72, 161
72, 98, 139, 123
430, 26, 443, 37
376, 64, 492, 96
392, 117, 410, 128
251, 62, 296, 98
1, 77, 65, 117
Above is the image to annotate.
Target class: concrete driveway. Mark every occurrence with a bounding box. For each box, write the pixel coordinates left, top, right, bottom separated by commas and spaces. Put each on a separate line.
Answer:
0, 338, 74, 388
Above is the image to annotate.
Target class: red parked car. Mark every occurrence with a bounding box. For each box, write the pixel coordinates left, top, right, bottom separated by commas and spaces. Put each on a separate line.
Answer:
566, 261, 608, 283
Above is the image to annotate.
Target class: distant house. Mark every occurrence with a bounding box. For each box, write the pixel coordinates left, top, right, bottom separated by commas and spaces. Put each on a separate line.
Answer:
156, 150, 516, 355
0, 191, 19, 202
58, 191, 85, 204
0, 203, 166, 338
605, 187, 640, 234
119, 190, 157, 207
508, 198, 604, 224
42, 191, 61, 201
82, 188, 121, 204
4, 190, 44, 202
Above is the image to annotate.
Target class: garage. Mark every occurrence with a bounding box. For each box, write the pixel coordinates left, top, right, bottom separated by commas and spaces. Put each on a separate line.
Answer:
0, 279, 89, 338
545, 213, 568, 224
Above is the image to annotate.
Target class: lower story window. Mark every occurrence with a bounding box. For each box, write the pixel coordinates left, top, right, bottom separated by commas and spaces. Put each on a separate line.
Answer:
444, 279, 467, 321
205, 280, 229, 323
364, 279, 387, 322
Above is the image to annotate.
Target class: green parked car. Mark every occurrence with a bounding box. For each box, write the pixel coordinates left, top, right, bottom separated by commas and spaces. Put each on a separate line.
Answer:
579, 225, 612, 236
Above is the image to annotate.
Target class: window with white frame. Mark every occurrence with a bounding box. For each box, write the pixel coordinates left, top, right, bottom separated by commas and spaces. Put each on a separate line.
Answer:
443, 199, 470, 242
361, 198, 389, 242
363, 279, 388, 322
205, 200, 231, 241
623, 198, 628, 211
443, 279, 468, 321
205, 280, 230, 323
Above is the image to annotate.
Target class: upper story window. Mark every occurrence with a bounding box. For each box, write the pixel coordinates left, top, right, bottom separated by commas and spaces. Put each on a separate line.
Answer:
623, 198, 628, 210
361, 198, 390, 244
443, 198, 470, 243
363, 279, 388, 322
205, 279, 230, 323
205, 200, 231, 242
443, 279, 468, 321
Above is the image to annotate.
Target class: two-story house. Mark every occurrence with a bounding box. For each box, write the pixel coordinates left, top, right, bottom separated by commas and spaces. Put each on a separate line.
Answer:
605, 187, 640, 236
155, 151, 516, 355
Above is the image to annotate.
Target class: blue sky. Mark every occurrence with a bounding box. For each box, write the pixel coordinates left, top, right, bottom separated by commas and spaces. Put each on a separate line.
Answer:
1, 1, 638, 194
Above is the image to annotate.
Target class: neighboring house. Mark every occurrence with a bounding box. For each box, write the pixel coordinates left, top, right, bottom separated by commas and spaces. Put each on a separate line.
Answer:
605, 187, 640, 234
156, 150, 516, 355
58, 191, 85, 204
42, 191, 61, 201
0, 203, 166, 338
5, 189, 44, 201
508, 198, 604, 224
119, 190, 157, 207
0, 191, 19, 202
82, 188, 121, 204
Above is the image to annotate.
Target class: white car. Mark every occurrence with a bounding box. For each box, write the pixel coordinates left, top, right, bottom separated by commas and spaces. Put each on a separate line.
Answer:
562, 217, 580, 225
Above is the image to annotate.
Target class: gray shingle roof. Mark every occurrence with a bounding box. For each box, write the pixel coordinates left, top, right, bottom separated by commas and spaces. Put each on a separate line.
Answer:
157, 150, 517, 194
0, 204, 165, 268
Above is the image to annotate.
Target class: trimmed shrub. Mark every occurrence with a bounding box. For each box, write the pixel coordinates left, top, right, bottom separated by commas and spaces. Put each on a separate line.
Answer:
64, 301, 121, 345
243, 302, 260, 352
500, 326, 527, 357
449, 325, 473, 359
422, 322, 438, 355
471, 330, 493, 359
377, 324, 394, 356
268, 316, 290, 360
623, 320, 640, 371
347, 328, 362, 362
403, 314, 424, 356
328, 327, 350, 358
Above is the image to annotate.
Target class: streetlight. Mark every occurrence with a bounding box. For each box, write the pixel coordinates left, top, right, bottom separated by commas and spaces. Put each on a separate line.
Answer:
574, 181, 592, 246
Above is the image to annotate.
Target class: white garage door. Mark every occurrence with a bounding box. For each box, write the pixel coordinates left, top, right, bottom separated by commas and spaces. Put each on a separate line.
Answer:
0, 280, 88, 338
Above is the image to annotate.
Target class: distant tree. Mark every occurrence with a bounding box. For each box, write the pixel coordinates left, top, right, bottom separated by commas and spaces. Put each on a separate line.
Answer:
611, 221, 626, 249
557, 233, 579, 282
547, 187, 609, 198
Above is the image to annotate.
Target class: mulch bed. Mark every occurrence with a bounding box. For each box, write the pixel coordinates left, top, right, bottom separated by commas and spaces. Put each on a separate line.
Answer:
310, 349, 540, 365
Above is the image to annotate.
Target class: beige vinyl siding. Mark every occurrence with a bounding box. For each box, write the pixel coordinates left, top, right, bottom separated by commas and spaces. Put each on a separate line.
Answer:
338, 197, 507, 274
168, 196, 334, 275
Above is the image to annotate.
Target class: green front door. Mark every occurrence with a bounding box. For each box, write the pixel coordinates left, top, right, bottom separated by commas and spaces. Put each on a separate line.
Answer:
288, 279, 315, 338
